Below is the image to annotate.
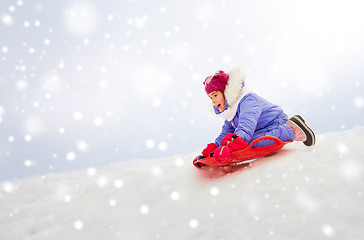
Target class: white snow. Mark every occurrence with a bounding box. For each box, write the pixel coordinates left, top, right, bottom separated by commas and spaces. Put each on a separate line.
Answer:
1, 127, 364, 239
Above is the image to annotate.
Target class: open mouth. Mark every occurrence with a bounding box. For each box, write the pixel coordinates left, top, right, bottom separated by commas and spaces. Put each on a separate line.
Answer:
217, 104, 221, 108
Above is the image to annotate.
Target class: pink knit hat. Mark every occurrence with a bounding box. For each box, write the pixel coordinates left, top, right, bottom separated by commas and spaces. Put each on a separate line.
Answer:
203, 70, 229, 95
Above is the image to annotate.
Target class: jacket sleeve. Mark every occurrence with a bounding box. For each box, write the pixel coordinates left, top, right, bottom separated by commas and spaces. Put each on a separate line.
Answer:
214, 120, 235, 146
234, 95, 263, 143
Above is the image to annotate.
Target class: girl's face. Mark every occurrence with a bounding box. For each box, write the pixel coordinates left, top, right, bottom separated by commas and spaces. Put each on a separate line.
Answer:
208, 91, 226, 112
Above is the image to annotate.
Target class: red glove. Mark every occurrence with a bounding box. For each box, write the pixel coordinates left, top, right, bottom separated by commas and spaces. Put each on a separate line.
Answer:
221, 133, 235, 145
221, 133, 248, 151
202, 143, 218, 157
213, 145, 233, 162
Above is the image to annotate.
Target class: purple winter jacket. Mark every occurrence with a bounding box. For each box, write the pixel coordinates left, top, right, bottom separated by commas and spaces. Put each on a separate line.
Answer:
214, 93, 295, 148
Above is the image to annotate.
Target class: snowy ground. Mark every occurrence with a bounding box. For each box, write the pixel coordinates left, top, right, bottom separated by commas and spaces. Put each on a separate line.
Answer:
1, 127, 364, 240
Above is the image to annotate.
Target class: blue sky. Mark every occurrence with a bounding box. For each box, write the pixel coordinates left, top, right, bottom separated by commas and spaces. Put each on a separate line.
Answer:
1, 0, 363, 181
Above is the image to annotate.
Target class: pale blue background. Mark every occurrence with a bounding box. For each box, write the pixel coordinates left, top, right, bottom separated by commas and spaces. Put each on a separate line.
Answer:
1, 0, 363, 181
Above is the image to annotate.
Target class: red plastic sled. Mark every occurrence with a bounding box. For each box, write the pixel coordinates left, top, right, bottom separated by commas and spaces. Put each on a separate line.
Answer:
193, 136, 292, 168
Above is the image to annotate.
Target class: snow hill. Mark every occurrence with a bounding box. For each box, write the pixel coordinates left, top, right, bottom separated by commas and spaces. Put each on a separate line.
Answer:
1, 127, 364, 240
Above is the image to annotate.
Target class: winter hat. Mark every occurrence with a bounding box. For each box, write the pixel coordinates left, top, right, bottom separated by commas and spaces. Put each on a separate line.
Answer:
203, 70, 229, 95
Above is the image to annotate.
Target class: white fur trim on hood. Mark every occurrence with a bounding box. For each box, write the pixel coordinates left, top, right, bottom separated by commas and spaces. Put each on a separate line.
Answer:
224, 67, 246, 106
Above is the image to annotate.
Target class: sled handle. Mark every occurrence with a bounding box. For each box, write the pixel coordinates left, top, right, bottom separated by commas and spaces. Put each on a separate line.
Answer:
193, 155, 206, 168
245, 136, 284, 151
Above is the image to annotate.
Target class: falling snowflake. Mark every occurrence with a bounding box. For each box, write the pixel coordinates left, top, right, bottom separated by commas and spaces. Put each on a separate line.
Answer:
24, 134, 32, 142
337, 143, 348, 155
189, 219, 199, 228
24, 159, 32, 167
16, 80, 27, 90
87, 167, 97, 176
152, 98, 162, 107
158, 142, 168, 151
354, 97, 363, 108
322, 225, 335, 237
140, 205, 149, 214
74, 220, 84, 230
114, 179, 124, 188
151, 166, 163, 177
73, 111, 83, 120
97, 177, 108, 188
1, 14, 13, 26
76, 140, 89, 152
64, 195, 72, 202
170, 191, 180, 201
2, 182, 15, 193
93, 117, 103, 127
109, 199, 117, 207
66, 152, 76, 161
1, 46, 8, 53
210, 187, 219, 196
175, 158, 184, 167
146, 139, 155, 149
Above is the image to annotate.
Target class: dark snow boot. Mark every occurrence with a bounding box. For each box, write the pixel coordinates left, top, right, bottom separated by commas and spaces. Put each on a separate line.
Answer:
288, 115, 316, 146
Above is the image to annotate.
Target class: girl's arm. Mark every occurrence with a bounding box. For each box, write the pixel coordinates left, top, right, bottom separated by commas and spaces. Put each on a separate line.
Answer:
214, 120, 235, 146
235, 95, 263, 143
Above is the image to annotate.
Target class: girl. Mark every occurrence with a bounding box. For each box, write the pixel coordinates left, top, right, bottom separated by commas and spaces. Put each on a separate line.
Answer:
199, 68, 315, 162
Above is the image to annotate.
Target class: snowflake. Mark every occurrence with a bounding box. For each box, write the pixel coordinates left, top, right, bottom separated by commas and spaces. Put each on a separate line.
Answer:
94, 117, 103, 127
322, 225, 335, 237
64, 195, 72, 202
189, 219, 199, 228
86, 167, 97, 176
158, 142, 168, 151
2, 182, 15, 193
73, 111, 83, 120
152, 98, 162, 107
97, 177, 108, 187
74, 220, 84, 230
109, 199, 117, 207
76, 140, 89, 152
210, 187, 219, 196
66, 152, 76, 161
170, 191, 180, 201
114, 179, 124, 188
1, 14, 13, 26
354, 97, 363, 108
146, 139, 155, 149
140, 205, 149, 214
24, 159, 32, 167
24, 134, 32, 142
175, 158, 184, 167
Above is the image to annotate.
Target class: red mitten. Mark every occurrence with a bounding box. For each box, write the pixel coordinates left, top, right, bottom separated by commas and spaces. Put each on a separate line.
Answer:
202, 143, 218, 157
221, 134, 248, 151
228, 136, 248, 151
221, 133, 235, 146
213, 146, 233, 162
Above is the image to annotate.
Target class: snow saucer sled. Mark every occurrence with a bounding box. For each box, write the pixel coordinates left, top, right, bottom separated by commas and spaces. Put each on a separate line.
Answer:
193, 136, 292, 168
